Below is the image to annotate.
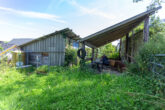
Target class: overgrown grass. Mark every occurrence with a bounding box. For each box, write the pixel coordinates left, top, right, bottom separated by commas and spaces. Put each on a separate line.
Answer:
0, 66, 163, 110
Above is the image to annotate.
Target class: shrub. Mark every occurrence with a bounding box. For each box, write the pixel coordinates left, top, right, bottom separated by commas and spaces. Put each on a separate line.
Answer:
36, 65, 49, 74
127, 32, 165, 75
65, 46, 77, 66
98, 43, 119, 59
110, 52, 120, 59
0, 44, 3, 51
127, 32, 165, 98
0, 56, 10, 72
17, 66, 35, 74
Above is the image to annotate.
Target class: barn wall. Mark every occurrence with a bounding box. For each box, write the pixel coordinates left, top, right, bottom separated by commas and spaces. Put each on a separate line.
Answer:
21, 33, 65, 66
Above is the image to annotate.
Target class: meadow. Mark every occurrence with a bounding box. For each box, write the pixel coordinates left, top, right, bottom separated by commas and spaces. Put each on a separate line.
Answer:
0, 66, 163, 110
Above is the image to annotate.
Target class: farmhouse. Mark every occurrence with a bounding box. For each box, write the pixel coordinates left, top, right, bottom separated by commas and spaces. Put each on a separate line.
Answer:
19, 28, 80, 66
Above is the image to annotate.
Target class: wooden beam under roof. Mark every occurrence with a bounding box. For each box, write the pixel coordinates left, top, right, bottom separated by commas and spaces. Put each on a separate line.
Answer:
80, 6, 162, 48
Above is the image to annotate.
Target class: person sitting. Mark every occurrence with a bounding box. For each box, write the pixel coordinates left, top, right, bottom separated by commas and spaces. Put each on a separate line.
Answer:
101, 55, 109, 66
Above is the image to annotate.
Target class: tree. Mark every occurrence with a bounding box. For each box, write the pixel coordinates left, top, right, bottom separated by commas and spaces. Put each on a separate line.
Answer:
133, 0, 162, 10
150, 16, 165, 38
85, 47, 92, 58
98, 43, 118, 59
65, 46, 77, 66
132, 0, 165, 39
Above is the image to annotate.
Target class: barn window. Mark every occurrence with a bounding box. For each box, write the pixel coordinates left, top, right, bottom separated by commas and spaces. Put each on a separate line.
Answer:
42, 52, 48, 56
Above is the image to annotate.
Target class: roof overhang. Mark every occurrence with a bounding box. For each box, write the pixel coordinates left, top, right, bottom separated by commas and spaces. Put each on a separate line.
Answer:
19, 28, 80, 47
80, 6, 162, 48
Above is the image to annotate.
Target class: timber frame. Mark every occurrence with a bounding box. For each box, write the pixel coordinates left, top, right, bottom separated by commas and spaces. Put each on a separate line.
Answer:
79, 7, 162, 62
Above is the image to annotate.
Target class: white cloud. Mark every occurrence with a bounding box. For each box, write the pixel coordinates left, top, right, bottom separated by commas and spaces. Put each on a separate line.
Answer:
0, 6, 66, 23
67, 0, 116, 19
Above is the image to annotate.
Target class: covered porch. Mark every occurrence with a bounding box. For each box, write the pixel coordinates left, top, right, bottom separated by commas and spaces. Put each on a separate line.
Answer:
79, 7, 161, 73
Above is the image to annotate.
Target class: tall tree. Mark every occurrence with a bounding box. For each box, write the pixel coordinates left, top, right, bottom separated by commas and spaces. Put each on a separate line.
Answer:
98, 43, 117, 58
133, 0, 163, 10
149, 16, 165, 38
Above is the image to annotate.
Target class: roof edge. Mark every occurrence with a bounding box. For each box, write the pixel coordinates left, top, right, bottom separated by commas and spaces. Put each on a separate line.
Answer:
19, 28, 79, 47
80, 6, 162, 42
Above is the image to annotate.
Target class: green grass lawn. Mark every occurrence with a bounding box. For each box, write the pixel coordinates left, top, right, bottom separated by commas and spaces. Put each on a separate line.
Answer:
0, 66, 162, 110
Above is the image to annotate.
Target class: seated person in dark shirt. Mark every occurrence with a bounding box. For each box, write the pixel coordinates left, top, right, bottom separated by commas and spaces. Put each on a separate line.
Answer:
101, 55, 109, 66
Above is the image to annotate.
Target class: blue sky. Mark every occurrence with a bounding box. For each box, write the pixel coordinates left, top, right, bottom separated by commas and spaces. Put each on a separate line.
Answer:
0, 0, 164, 45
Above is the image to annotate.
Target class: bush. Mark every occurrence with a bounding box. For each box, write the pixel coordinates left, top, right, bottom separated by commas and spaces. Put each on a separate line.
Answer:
127, 32, 165, 75
127, 32, 165, 99
0, 56, 10, 72
98, 43, 119, 59
0, 44, 3, 51
110, 52, 120, 59
65, 47, 77, 66
17, 66, 35, 74
36, 65, 49, 74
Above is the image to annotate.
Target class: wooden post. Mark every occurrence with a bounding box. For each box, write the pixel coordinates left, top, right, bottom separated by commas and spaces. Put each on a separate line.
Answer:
26, 52, 29, 65
119, 39, 122, 60
95, 49, 98, 59
82, 42, 85, 49
92, 48, 95, 62
144, 16, 149, 42
126, 33, 129, 61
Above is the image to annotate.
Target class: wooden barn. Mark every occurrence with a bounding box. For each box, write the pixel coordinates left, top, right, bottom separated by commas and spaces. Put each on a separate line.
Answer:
19, 28, 80, 66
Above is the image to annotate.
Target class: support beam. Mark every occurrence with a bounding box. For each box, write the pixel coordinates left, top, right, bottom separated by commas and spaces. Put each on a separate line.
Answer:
82, 42, 85, 49
84, 42, 97, 48
126, 33, 129, 60
26, 52, 29, 65
143, 16, 149, 42
95, 49, 98, 59
119, 39, 122, 60
91, 48, 95, 62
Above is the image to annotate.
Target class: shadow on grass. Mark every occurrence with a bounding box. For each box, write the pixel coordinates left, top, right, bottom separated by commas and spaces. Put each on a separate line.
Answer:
16, 66, 36, 75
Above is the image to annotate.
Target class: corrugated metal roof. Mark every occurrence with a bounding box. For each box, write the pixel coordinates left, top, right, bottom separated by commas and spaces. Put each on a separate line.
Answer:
19, 28, 80, 47
80, 7, 162, 48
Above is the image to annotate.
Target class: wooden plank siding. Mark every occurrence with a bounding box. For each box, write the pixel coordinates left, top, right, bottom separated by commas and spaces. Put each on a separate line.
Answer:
21, 33, 65, 66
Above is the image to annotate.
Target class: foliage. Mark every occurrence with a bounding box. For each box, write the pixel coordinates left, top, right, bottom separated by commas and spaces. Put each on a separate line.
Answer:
110, 52, 120, 59
0, 44, 3, 51
1, 66, 165, 109
85, 47, 92, 58
0, 57, 10, 73
79, 59, 87, 70
65, 46, 77, 66
127, 32, 165, 103
133, 0, 162, 9
127, 32, 165, 74
130, 15, 165, 39
98, 43, 119, 59
150, 16, 165, 38
36, 65, 49, 74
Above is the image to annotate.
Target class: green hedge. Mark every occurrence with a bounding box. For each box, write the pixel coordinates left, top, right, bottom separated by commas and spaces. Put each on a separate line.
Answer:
65, 47, 77, 66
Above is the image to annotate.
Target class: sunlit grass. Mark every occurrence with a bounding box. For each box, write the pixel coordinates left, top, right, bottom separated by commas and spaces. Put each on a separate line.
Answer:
0, 66, 160, 110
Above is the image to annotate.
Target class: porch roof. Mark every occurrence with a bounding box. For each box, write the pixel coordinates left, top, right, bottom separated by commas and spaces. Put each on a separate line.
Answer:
80, 7, 161, 48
